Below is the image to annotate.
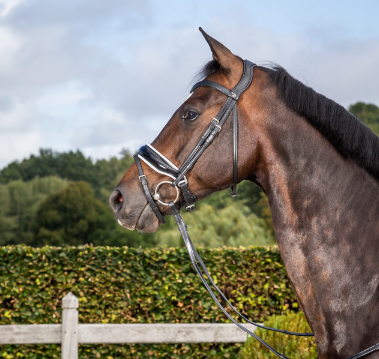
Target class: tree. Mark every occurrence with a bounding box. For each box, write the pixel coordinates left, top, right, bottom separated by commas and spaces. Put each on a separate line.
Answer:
0, 184, 15, 245
154, 199, 275, 248
0, 148, 277, 248
33, 181, 157, 247
0, 148, 135, 199
1, 176, 69, 245
33, 181, 109, 246
349, 102, 379, 136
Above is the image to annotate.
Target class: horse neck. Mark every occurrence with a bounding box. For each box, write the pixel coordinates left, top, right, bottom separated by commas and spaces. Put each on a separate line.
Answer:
254, 106, 379, 358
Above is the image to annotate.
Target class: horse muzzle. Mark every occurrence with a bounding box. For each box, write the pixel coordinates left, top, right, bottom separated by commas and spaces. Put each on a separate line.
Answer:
109, 180, 161, 233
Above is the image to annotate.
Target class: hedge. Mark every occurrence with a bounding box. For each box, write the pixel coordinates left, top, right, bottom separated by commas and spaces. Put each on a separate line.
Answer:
0, 245, 298, 358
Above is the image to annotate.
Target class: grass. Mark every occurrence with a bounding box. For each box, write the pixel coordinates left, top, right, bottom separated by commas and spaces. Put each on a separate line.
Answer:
238, 312, 318, 359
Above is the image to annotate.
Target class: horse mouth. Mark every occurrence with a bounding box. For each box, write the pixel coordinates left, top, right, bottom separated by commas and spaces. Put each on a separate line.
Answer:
117, 202, 160, 233
117, 218, 135, 231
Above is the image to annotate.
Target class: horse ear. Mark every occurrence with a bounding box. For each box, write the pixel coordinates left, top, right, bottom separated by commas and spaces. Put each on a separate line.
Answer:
199, 27, 240, 73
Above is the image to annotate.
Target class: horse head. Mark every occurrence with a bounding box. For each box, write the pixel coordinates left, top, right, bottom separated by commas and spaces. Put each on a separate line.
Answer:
109, 28, 269, 233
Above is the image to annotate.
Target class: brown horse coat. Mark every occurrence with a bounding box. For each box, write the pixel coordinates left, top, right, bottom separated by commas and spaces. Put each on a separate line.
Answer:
110, 29, 379, 358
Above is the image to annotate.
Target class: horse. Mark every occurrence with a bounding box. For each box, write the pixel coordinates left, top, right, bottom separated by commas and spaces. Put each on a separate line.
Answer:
109, 28, 379, 358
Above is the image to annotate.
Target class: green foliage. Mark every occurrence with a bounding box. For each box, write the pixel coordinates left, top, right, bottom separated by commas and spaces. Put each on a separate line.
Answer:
257, 192, 273, 232
200, 181, 262, 212
0, 245, 298, 357
235, 181, 265, 215
155, 181, 274, 248
0, 149, 93, 185
156, 200, 274, 247
0, 148, 275, 248
0, 148, 134, 195
33, 181, 108, 246
349, 102, 379, 136
33, 181, 157, 248
0, 184, 15, 245
238, 312, 317, 359
0, 176, 69, 246
0, 174, 273, 248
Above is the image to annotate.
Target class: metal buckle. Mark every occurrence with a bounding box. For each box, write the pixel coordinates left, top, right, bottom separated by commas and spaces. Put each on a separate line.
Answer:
185, 204, 195, 211
177, 177, 188, 186
212, 118, 219, 124
154, 181, 180, 206
215, 125, 221, 131
139, 175, 146, 180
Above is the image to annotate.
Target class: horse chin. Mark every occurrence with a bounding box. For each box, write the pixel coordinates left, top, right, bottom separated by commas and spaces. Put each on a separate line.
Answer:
136, 204, 161, 233
117, 219, 135, 231
117, 204, 161, 233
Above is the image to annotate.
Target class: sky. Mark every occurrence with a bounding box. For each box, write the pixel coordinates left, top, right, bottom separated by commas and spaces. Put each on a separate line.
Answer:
0, 0, 378, 169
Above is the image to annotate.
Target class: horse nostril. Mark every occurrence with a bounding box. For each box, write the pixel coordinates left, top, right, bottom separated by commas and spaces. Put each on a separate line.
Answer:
109, 189, 123, 213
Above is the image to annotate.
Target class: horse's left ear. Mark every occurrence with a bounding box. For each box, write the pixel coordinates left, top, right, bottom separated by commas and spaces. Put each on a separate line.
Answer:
199, 27, 241, 74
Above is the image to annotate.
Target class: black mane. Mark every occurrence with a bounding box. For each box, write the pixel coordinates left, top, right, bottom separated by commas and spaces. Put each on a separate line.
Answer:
196, 60, 379, 180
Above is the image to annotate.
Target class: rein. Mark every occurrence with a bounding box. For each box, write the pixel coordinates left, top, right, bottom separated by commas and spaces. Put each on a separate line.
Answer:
133, 59, 379, 359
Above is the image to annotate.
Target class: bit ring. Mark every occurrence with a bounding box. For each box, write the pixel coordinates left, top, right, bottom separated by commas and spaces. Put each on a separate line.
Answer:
153, 181, 180, 206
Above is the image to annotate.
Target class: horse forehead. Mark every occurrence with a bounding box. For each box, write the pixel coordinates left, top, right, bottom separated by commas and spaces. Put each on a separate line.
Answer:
205, 71, 234, 89
187, 88, 225, 109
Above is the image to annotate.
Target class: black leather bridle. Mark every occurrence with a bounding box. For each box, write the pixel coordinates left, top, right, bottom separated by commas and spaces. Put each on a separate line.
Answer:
134, 59, 256, 219
132, 59, 379, 359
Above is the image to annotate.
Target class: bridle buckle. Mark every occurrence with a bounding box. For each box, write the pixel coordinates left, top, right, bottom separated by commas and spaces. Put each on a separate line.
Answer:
185, 204, 195, 212
177, 178, 188, 186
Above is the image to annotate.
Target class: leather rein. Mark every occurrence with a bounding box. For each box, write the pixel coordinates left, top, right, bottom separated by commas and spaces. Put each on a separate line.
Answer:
133, 60, 379, 359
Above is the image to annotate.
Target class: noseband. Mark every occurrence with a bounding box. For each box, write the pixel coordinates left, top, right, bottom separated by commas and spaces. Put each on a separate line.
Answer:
132, 60, 378, 359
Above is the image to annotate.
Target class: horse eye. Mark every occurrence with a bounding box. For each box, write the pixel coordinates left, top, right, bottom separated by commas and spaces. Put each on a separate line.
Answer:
183, 111, 198, 121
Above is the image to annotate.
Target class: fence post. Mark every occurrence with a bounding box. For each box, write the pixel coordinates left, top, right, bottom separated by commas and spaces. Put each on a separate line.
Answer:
62, 292, 79, 359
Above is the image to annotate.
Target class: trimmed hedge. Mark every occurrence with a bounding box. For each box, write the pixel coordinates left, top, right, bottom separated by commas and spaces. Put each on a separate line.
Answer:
0, 245, 298, 358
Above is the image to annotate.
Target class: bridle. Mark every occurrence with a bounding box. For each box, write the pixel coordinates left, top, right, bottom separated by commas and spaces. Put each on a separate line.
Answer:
134, 59, 256, 220
132, 60, 379, 359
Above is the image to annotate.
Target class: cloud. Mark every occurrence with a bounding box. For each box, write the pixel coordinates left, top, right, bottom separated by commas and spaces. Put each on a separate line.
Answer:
0, 26, 21, 69
0, 0, 26, 17
0, 130, 42, 165
202, 23, 379, 107
0, 100, 39, 132
0, 0, 378, 169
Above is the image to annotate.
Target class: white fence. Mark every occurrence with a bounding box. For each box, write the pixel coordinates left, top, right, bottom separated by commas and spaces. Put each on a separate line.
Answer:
0, 293, 257, 359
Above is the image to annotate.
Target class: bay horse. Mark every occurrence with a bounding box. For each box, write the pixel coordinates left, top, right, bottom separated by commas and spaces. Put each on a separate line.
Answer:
109, 28, 379, 358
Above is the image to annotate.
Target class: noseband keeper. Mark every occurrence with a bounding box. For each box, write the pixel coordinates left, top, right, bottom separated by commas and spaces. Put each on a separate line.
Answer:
134, 60, 256, 222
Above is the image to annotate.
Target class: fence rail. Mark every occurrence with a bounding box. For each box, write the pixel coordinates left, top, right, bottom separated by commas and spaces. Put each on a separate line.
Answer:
0, 293, 257, 359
